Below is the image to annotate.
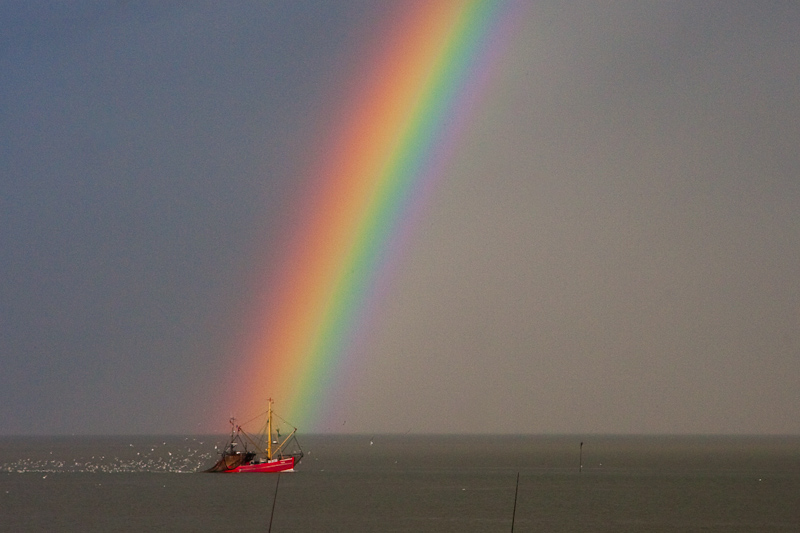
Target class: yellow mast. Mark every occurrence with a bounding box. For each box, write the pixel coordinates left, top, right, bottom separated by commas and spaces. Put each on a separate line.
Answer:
267, 397, 273, 460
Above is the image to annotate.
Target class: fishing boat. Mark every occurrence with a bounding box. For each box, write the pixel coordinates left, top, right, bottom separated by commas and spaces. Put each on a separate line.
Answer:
205, 398, 303, 473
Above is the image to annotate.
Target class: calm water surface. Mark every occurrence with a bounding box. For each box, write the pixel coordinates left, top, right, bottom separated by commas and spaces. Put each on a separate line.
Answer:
2, 435, 798, 532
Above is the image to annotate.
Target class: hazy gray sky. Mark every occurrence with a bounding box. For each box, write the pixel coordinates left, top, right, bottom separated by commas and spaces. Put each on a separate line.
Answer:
2, 1, 799, 435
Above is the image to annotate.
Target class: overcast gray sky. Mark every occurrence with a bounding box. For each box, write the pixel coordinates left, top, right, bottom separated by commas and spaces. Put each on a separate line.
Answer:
2, 1, 799, 435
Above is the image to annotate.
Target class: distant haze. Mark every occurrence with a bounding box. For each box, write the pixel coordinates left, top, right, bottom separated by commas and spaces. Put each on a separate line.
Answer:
1, 1, 799, 435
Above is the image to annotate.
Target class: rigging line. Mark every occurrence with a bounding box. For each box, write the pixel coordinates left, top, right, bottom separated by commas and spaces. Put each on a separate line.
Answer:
237, 428, 267, 455
271, 411, 297, 429
239, 409, 270, 428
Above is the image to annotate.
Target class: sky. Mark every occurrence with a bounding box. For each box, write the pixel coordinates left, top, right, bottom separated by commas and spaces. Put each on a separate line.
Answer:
2, 1, 799, 436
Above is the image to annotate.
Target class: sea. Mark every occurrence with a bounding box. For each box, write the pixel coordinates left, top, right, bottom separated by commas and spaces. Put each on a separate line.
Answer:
1, 434, 798, 532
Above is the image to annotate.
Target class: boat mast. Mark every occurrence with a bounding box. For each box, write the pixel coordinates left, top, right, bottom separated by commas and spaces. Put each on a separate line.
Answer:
267, 397, 273, 460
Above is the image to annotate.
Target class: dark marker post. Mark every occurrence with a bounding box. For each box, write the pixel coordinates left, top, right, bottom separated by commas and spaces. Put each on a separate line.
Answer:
268, 472, 281, 533
579, 441, 583, 473
510, 471, 520, 532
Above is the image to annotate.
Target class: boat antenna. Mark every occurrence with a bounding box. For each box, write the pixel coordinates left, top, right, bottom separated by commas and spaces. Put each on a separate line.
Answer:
267, 397, 273, 460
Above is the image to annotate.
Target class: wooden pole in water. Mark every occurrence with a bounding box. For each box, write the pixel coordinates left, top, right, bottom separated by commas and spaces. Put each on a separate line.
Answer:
579, 441, 583, 473
510, 471, 520, 532
268, 472, 281, 533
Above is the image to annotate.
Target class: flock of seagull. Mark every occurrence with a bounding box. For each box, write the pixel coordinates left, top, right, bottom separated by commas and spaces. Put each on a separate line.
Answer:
1, 437, 217, 474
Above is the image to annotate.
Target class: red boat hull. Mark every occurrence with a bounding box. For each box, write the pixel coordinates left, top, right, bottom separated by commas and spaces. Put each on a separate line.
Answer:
224, 456, 296, 473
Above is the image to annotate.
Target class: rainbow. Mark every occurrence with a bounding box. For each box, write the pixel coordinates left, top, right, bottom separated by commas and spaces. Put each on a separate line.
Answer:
235, 1, 521, 429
